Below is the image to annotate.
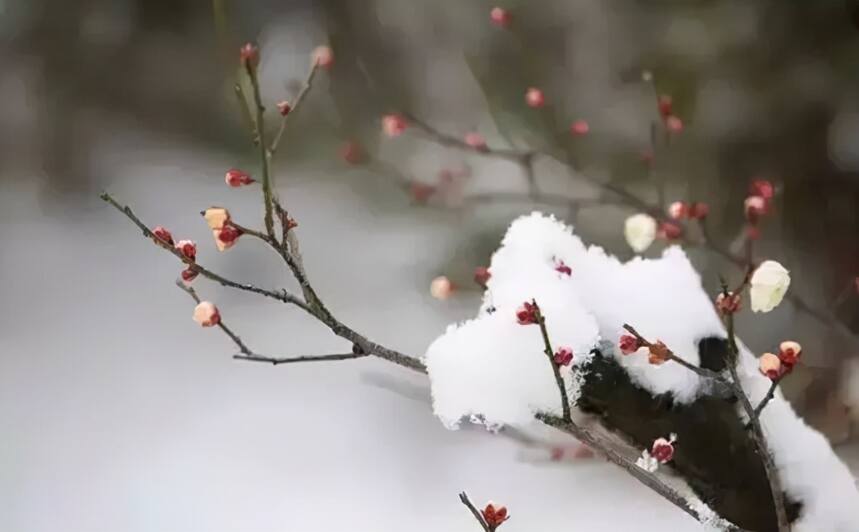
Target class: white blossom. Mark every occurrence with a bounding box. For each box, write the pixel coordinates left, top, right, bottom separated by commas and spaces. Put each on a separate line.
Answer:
749, 260, 790, 313
624, 213, 657, 253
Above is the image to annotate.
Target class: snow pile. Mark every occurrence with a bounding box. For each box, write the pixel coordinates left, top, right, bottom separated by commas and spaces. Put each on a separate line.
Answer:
425, 212, 859, 530
425, 214, 600, 428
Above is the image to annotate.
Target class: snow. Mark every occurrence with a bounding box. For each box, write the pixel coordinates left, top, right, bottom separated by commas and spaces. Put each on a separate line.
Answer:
426, 212, 859, 530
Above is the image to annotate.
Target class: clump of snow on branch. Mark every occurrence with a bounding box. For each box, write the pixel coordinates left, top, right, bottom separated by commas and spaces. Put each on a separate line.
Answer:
424, 214, 600, 428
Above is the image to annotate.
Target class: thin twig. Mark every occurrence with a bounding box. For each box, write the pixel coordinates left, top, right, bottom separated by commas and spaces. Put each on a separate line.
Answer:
622, 323, 727, 383
458, 492, 490, 532
269, 64, 319, 156
176, 280, 253, 355
234, 352, 369, 365
245, 62, 275, 237
723, 306, 790, 531
753, 378, 782, 419
532, 300, 571, 421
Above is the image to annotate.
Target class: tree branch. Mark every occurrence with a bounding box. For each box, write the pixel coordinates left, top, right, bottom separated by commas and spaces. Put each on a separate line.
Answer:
269, 63, 319, 156
244, 61, 275, 237
622, 323, 728, 383
458, 492, 490, 532
532, 300, 571, 421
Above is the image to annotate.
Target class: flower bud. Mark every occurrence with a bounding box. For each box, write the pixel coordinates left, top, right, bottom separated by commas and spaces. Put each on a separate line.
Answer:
239, 43, 259, 68
180, 268, 198, 285
570, 119, 589, 136
175, 240, 197, 261
658, 95, 673, 119
490, 7, 512, 27
759, 352, 782, 380
430, 276, 454, 300
193, 301, 221, 327
744, 195, 767, 223
665, 115, 683, 133
778, 340, 802, 368
648, 340, 671, 365
276, 101, 291, 117
214, 225, 242, 251
152, 226, 174, 245
382, 114, 408, 137
525, 87, 545, 108
225, 168, 255, 187
715, 292, 742, 315
312, 45, 334, 69
667, 201, 688, 220
553, 346, 574, 366
516, 301, 539, 325
624, 213, 657, 253
474, 266, 491, 288
482, 503, 509, 529
619, 334, 641, 355
464, 132, 488, 151
749, 179, 774, 200
651, 436, 675, 463
555, 260, 572, 276
657, 221, 682, 241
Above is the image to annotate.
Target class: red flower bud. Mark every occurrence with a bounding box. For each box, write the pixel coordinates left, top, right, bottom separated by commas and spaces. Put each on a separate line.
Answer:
667, 201, 688, 220
409, 182, 436, 204
464, 132, 488, 151
175, 240, 197, 261
570, 119, 589, 136
658, 221, 683, 241
749, 179, 775, 200
312, 45, 334, 69
239, 43, 259, 68
553, 346, 574, 366
382, 114, 408, 137
152, 226, 174, 246
651, 437, 675, 463
482, 503, 510, 529
688, 202, 709, 220
474, 266, 491, 288
778, 340, 802, 369
516, 301, 539, 325
225, 168, 255, 187
619, 334, 641, 355
744, 195, 767, 224
715, 292, 742, 315
276, 101, 291, 117
555, 260, 572, 276
759, 352, 782, 380
490, 7, 512, 28
338, 141, 364, 164
665, 115, 683, 133
525, 87, 545, 108
217, 225, 242, 244
657, 95, 673, 118
180, 268, 198, 284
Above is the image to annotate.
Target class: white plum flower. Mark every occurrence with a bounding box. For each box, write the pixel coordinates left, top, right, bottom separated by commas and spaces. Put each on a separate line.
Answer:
749, 260, 790, 313
624, 213, 657, 253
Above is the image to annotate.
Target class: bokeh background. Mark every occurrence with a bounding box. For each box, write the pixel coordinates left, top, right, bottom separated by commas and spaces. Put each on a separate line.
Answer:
2, 1, 859, 530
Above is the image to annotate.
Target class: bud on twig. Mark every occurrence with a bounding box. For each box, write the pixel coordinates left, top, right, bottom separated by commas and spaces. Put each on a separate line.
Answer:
193, 301, 221, 327
239, 43, 259, 68
715, 291, 742, 315
474, 266, 491, 288
490, 7, 512, 28
225, 169, 255, 188
175, 240, 197, 261
759, 352, 782, 380
553, 346, 574, 366
382, 114, 408, 137
619, 334, 641, 355
665, 115, 683, 133
516, 301, 539, 325
570, 119, 589, 136
152, 226, 174, 246
525, 87, 545, 108
668, 201, 688, 220
481, 502, 509, 530
276, 101, 291, 117
430, 276, 454, 300
312, 45, 334, 69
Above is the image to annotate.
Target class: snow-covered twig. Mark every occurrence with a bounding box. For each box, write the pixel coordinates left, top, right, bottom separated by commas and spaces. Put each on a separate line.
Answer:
621, 323, 727, 383
458, 492, 491, 532
532, 300, 572, 421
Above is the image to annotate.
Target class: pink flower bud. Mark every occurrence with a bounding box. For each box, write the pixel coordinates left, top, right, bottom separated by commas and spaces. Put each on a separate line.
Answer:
214, 225, 242, 251
338, 141, 364, 164
688, 202, 709, 220
651, 437, 675, 463
409, 182, 436, 204
715, 292, 742, 315
749, 179, 775, 200
382, 114, 408, 137
570, 119, 589, 136
525, 87, 545, 108
152, 226, 174, 245
657, 221, 683, 241
778, 341, 802, 369
180, 268, 198, 285
225, 168, 255, 187
193, 301, 221, 327
464, 132, 488, 151
474, 266, 491, 288
553, 346, 574, 366
516, 301, 539, 325
481, 503, 510, 529
657, 95, 673, 118
175, 240, 197, 261
759, 352, 782, 380
667, 201, 688, 220
744, 195, 767, 223
619, 334, 641, 355
555, 260, 572, 276
430, 276, 454, 300
490, 7, 512, 27
276, 101, 291, 117
240, 43, 259, 68
312, 45, 334, 69
665, 115, 683, 133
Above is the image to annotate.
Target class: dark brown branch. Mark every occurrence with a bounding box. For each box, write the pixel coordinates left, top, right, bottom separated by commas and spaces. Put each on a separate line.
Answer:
723, 307, 790, 531
622, 323, 728, 383
234, 352, 369, 365
753, 378, 782, 419
458, 492, 490, 532
532, 300, 571, 421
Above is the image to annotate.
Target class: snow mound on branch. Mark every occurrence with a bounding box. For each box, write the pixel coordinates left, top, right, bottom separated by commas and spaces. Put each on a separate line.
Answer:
426, 212, 859, 529
425, 214, 600, 428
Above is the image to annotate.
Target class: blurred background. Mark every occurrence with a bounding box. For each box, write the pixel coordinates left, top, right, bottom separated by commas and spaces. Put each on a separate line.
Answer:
1, 0, 858, 530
